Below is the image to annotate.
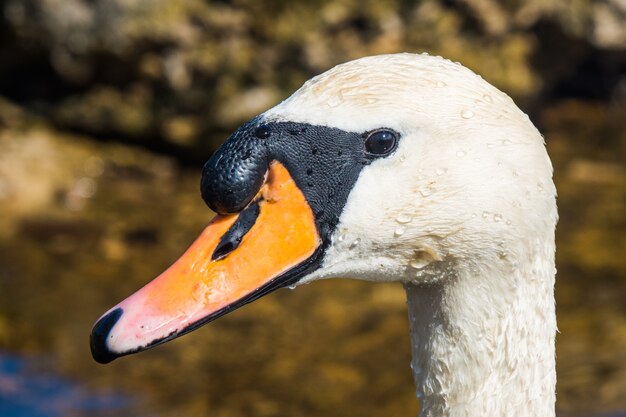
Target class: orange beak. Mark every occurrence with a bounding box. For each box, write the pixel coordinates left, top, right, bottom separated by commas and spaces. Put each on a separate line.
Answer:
90, 162, 320, 363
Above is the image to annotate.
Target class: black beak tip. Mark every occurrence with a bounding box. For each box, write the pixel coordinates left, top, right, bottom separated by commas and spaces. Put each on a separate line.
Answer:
90, 307, 124, 364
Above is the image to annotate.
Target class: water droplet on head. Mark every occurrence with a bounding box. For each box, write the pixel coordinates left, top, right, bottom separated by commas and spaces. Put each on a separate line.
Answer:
456, 150, 466, 158
399, 155, 406, 162
410, 258, 429, 269
287, 284, 297, 290
396, 214, 412, 224
537, 183, 543, 192
420, 187, 433, 197
502, 139, 512, 145
493, 214, 502, 222
394, 226, 406, 237
482, 211, 489, 218
327, 96, 343, 108
461, 110, 474, 119
483, 94, 493, 103
435, 167, 447, 176
349, 238, 361, 249
366, 97, 378, 104
435, 80, 446, 88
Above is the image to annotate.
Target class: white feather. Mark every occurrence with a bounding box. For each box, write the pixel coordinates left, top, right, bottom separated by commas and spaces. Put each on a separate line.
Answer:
265, 53, 557, 417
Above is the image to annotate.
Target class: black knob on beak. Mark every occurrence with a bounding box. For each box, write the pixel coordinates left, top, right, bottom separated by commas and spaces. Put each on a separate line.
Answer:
201, 123, 270, 214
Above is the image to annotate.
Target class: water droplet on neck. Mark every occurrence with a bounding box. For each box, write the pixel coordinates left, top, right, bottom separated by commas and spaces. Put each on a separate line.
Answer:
482, 211, 489, 218
456, 150, 466, 157
349, 238, 361, 249
502, 139, 512, 145
493, 214, 502, 222
537, 183, 544, 192
483, 94, 493, 103
461, 109, 474, 119
287, 284, 297, 290
396, 214, 412, 224
394, 226, 405, 237
366, 97, 378, 104
435, 80, 446, 87
435, 167, 447, 176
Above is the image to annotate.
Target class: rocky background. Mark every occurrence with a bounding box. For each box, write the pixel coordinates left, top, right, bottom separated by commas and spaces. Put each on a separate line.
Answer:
0, 1, 625, 417
1, 0, 625, 158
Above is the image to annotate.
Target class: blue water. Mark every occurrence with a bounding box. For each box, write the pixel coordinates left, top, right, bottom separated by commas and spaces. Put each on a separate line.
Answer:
1, 351, 625, 417
0, 353, 134, 417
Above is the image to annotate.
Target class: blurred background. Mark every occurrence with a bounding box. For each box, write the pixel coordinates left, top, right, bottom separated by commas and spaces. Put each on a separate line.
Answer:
0, 0, 624, 416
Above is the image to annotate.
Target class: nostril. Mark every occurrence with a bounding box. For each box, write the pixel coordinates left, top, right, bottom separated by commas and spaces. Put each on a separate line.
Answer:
212, 201, 261, 261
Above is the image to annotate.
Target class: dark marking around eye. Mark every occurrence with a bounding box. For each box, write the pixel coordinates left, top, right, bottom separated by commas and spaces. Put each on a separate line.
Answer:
201, 120, 400, 247
212, 201, 261, 261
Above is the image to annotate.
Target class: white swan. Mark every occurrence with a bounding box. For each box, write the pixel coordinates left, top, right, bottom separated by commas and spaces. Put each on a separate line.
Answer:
91, 53, 558, 417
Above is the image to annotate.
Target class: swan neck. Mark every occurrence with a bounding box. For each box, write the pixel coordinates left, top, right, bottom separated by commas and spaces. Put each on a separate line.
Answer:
405, 253, 556, 417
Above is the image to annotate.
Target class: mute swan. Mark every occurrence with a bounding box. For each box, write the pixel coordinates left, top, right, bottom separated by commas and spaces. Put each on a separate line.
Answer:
91, 53, 558, 417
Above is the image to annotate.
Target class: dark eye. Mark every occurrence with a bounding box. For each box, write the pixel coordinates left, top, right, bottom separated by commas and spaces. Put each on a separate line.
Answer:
364, 129, 398, 155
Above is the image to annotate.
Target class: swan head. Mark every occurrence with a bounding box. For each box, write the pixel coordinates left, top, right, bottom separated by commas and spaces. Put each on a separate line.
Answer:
90, 53, 557, 363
